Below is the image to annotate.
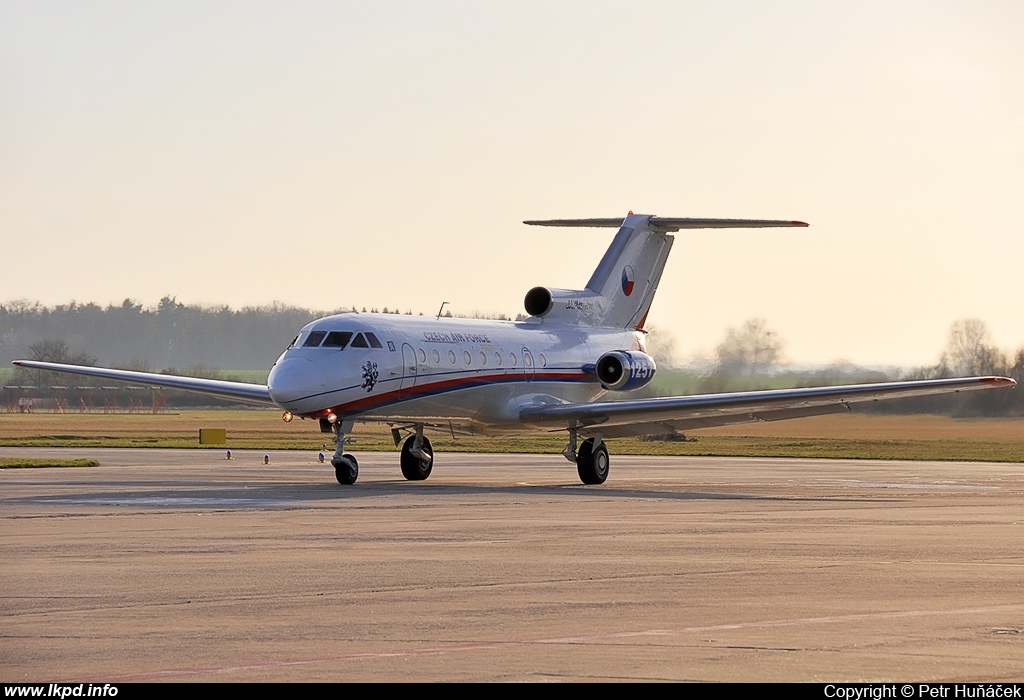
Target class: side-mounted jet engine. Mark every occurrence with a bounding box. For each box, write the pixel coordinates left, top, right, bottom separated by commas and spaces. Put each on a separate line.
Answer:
595, 350, 656, 391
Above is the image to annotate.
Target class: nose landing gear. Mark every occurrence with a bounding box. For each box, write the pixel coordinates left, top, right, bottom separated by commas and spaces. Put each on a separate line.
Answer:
329, 418, 358, 484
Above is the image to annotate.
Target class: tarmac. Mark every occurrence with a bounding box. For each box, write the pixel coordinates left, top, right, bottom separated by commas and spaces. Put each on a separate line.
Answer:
2, 447, 1023, 682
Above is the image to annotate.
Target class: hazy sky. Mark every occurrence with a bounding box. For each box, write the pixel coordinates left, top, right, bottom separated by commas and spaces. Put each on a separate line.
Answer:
2, 1, 1022, 366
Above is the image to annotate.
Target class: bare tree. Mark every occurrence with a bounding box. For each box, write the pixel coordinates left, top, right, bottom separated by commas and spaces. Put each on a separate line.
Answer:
940, 319, 1004, 376
715, 318, 783, 376
642, 326, 679, 367
19, 339, 96, 388
27, 339, 96, 366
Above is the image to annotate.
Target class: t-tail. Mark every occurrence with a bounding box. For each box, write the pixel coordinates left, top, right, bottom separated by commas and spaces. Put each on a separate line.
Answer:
523, 213, 808, 329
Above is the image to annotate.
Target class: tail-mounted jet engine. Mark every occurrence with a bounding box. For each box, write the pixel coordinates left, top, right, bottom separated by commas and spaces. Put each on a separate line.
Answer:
595, 350, 657, 391
524, 286, 556, 316
524, 286, 605, 326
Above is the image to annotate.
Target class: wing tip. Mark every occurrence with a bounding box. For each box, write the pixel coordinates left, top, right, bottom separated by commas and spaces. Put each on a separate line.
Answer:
981, 376, 1016, 386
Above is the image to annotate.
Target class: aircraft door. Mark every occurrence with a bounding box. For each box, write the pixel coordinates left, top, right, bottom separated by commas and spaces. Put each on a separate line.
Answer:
522, 347, 535, 383
399, 343, 417, 399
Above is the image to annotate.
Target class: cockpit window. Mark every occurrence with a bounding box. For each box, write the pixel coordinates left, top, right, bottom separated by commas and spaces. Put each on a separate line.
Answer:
323, 331, 353, 349
303, 331, 327, 347
295, 330, 381, 350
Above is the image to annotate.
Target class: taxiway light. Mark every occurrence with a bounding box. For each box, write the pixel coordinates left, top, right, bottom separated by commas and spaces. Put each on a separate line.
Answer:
264, 454, 270, 465
226, 450, 232, 460
282, 411, 293, 422
318, 452, 325, 463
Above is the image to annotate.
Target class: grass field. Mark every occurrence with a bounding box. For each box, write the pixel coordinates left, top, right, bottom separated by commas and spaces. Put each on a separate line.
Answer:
0, 457, 99, 469
1, 410, 1021, 462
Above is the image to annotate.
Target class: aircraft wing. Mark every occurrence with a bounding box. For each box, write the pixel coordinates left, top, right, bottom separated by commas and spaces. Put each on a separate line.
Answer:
11, 360, 276, 407
518, 377, 1015, 438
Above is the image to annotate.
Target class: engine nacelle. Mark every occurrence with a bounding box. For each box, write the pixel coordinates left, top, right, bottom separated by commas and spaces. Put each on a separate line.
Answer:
595, 350, 657, 391
524, 287, 605, 325
524, 286, 555, 316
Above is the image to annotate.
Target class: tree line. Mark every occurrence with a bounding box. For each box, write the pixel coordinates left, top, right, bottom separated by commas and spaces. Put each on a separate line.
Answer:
1, 297, 329, 372
694, 318, 1023, 416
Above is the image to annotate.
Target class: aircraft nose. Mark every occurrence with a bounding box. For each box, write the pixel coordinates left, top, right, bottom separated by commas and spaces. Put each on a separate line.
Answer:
267, 358, 327, 406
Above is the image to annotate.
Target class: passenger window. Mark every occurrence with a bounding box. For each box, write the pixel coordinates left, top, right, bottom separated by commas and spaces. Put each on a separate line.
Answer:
495, 353, 502, 366
479, 352, 486, 365
510, 353, 517, 367
323, 331, 353, 349
303, 331, 327, 347
418, 348, 426, 363
539, 354, 547, 367
432, 350, 440, 364
464, 351, 472, 365
351, 333, 369, 348
365, 332, 383, 349
448, 350, 456, 364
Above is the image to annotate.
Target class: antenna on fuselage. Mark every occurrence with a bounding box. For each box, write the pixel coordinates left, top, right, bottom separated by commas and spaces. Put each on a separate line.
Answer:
436, 301, 449, 320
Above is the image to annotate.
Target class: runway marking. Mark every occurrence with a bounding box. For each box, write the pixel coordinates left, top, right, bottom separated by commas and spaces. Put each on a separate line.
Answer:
28, 496, 290, 507
97, 603, 1024, 681
831, 482, 998, 490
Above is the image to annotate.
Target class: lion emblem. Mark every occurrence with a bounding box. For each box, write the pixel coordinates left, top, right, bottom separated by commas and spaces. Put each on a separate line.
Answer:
361, 360, 379, 392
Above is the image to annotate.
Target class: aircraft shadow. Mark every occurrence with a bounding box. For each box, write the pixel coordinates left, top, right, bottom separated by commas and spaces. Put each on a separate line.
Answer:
8, 479, 896, 509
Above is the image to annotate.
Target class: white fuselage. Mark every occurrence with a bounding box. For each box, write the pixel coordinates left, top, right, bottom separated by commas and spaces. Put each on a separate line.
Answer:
266, 313, 645, 434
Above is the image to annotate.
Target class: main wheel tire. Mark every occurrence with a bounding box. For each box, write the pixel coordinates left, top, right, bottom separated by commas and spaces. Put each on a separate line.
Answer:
400, 435, 434, 481
333, 454, 358, 485
576, 438, 609, 485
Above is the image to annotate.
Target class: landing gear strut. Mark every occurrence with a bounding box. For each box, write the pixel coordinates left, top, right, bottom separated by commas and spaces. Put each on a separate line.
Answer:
400, 426, 433, 481
330, 419, 358, 485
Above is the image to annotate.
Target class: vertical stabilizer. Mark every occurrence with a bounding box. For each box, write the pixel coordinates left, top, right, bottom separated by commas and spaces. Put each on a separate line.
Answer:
583, 214, 673, 329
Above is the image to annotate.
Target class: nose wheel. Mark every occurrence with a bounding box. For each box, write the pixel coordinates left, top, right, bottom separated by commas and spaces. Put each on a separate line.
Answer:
333, 454, 358, 485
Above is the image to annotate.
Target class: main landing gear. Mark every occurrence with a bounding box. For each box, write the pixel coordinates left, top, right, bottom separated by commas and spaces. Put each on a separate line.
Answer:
563, 427, 609, 485
399, 427, 433, 481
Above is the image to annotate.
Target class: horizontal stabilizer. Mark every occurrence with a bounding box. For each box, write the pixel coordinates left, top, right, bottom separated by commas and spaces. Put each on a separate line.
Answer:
524, 217, 808, 231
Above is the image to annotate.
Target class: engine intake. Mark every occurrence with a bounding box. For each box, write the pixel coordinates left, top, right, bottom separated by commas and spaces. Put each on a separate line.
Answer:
595, 351, 657, 391
524, 287, 554, 317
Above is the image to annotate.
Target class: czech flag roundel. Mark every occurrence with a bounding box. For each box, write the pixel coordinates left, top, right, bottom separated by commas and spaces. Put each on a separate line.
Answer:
621, 266, 635, 296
